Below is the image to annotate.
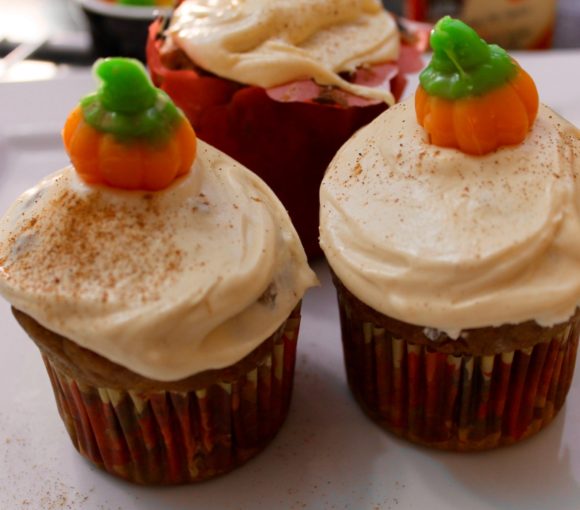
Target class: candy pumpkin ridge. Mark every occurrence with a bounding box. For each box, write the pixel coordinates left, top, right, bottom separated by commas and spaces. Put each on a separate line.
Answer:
415, 17, 539, 156
62, 57, 197, 191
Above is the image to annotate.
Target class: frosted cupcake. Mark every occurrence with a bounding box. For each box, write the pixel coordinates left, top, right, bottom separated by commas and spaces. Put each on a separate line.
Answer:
147, 0, 425, 256
0, 58, 317, 483
320, 18, 580, 450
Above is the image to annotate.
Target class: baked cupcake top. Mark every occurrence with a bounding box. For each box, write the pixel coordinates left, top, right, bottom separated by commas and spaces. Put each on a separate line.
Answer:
0, 58, 317, 381
166, 0, 400, 103
320, 18, 580, 338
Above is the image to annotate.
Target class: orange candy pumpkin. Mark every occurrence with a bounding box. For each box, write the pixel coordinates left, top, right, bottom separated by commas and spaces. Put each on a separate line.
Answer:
415, 16, 540, 156
62, 58, 197, 192
415, 67, 538, 156
63, 105, 197, 191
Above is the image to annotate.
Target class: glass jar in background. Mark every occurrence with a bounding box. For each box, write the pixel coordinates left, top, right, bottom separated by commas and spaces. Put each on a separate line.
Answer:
384, 0, 557, 49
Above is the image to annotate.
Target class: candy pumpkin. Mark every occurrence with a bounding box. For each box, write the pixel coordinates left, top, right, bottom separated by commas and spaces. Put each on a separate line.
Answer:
63, 58, 196, 191
415, 17, 539, 156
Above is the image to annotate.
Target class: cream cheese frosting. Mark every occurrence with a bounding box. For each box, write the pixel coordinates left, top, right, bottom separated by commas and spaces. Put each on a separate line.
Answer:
0, 141, 317, 381
167, 0, 399, 104
320, 98, 580, 337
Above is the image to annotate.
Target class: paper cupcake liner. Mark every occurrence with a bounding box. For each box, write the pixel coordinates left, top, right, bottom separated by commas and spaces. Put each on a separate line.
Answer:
336, 289, 579, 451
41, 312, 301, 484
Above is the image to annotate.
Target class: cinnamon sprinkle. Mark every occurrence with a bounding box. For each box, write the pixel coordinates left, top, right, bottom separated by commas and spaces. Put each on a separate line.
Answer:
2, 187, 185, 304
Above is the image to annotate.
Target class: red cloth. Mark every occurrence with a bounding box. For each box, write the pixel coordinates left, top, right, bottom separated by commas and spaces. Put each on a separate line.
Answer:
147, 19, 423, 257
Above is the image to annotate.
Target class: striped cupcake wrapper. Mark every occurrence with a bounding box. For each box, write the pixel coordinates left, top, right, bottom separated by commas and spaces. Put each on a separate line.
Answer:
41, 313, 301, 484
337, 295, 579, 451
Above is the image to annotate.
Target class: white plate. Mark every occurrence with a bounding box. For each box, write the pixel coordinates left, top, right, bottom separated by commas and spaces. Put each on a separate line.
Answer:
1, 53, 580, 510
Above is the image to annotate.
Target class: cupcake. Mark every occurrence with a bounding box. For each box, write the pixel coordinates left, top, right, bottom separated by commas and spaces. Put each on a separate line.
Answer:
146, 0, 426, 257
0, 58, 317, 483
320, 17, 580, 451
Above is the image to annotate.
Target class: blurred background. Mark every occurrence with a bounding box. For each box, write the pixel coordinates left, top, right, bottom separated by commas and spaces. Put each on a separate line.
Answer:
0, 0, 579, 82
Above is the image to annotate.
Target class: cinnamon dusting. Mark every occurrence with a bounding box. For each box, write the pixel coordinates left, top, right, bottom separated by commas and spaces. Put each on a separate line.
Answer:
2, 187, 185, 304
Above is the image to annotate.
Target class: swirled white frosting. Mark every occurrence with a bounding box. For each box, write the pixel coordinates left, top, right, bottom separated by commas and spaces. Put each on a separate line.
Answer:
0, 141, 317, 381
167, 0, 399, 103
320, 99, 580, 337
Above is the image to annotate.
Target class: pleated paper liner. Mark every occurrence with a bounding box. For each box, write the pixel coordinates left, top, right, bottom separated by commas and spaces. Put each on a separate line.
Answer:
334, 281, 579, 451
39, 310, 301, 484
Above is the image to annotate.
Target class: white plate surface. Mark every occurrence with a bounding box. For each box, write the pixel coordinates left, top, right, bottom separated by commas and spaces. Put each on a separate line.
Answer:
1, 53, 580, 510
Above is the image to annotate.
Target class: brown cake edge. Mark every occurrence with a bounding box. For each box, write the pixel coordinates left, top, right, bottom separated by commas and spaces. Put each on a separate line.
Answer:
332, 274, 580, 356
12, 306, 299, 392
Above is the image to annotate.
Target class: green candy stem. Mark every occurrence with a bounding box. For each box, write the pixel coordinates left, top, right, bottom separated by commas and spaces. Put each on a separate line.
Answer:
419, 16, 517, 100
80, 57, 181, 142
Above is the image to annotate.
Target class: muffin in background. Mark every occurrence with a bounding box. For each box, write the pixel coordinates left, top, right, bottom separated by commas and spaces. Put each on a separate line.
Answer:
147, 0, 426, 257
320, 17, 580, 450
0, 58, 317, 483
